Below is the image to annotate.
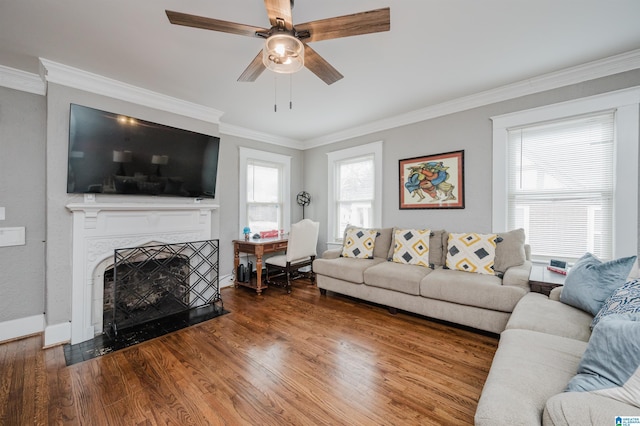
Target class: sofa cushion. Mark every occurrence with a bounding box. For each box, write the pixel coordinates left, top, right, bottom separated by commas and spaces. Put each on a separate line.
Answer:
391, 228, 431, 267
494, 228, 526, 273
474, 329, 587, 426
419, 268, 524, 312
591, 278, 640, 329
313, 257, 385, 284
446, 232, 497, 275
566, 313, 640, 409
343, 225, 393, 259
364, 261, 431, 295
560, 252, 637, 315
341, 227, 377, 259
506, 292, 593, 342
430, 229, 447, 267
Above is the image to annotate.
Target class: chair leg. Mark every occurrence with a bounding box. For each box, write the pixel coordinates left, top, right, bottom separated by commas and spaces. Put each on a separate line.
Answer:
286, 263, 292, 294
309, 256, 316, 285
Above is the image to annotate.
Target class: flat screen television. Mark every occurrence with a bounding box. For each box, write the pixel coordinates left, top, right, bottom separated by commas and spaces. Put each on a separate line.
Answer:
67, 103, 220, 198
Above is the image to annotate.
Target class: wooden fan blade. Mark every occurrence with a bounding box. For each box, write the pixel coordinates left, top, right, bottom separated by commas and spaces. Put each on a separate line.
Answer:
264, 0, 293, 30
238, 51, 267, 82
166, 10, 267, 38
296, 7, 390, 42
303, 45, 343, 85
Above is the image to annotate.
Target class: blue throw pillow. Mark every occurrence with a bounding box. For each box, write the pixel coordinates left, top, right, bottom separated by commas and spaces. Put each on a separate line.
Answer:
559, 253, 637, 316
565, 313, 640, 409
591, 279, 640, 329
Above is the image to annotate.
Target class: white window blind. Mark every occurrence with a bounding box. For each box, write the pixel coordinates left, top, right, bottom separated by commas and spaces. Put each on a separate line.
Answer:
335, 154, 374, 239
507, 112, 615, 261
246, 160, 282, 233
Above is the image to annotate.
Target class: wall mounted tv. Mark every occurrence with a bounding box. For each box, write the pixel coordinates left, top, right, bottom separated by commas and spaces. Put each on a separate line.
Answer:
67, 103, 220, 198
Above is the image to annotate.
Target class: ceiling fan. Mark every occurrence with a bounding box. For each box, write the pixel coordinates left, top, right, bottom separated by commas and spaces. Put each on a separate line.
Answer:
166, 1, 390, 85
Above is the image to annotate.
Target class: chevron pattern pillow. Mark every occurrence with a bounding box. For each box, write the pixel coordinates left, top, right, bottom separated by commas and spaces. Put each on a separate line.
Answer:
392, 228, 431, 267
446, 232, 497, 275
341, 227, 377, 259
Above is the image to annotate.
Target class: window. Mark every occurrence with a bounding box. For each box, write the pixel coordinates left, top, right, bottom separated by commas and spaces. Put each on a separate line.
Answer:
327, 141, 382, 242
239, 148, 291, 235
507, 113, 614, 260
493, 88, 640, 261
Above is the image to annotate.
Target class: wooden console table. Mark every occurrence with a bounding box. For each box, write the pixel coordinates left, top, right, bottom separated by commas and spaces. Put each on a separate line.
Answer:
233, 237, 288, 294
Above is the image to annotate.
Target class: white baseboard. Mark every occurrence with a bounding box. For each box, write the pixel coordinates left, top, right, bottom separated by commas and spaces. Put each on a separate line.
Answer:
220, 273, 234, 288
0, 314, 44, 343
44, 321, 71, 348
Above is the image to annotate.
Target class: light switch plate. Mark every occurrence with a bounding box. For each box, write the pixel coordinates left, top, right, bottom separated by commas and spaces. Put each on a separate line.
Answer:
0, 207, 4, 220
0, 227, 26, 247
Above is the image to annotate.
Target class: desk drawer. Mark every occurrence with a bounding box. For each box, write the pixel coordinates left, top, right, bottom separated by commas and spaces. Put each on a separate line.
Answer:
274, 241, 288, 251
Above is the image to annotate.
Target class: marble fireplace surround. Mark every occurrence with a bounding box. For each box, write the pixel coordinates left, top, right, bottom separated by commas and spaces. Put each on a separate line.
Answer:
66, 201, 219, 345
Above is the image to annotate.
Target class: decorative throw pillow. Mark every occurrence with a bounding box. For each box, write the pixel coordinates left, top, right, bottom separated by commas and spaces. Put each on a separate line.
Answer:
445, 232, 497, 275
493, 228, 526, 273
560, 253, 637, 316
565, 313, 640, 410
341, 227, 377, 259
342, 225, 391, 259
392, 228, 431, 267
591, 279, 640, 329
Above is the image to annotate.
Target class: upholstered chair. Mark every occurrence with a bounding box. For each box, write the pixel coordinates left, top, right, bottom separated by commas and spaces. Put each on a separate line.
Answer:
265, 219, 320, 293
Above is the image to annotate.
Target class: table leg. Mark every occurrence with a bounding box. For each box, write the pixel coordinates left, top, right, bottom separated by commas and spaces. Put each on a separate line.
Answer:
233, 244, 240, 288
255, 250, 263, 294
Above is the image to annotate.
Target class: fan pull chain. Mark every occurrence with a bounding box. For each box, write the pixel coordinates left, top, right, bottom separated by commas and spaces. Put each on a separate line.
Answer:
274, 76, 277, 112
289, 74, 293, 110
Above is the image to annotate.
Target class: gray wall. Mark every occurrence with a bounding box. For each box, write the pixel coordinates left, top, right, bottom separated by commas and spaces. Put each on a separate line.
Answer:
304, 69, 640, 254
0, 86, 46, 322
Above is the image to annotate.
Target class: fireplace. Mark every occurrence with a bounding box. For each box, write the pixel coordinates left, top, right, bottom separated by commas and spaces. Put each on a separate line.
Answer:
103, 240, 220, 336
66, 202, 219, 344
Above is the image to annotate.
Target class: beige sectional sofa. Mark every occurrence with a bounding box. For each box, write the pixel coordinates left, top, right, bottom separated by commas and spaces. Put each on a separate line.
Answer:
475, 285, 640, 425
313, 227, 532, 334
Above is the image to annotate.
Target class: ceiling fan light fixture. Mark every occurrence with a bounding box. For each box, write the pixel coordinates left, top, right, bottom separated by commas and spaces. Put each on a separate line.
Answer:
263, 33, 304, 74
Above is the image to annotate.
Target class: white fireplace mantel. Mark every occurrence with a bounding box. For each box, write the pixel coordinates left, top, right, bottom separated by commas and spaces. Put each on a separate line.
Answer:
65, 201, 219, 344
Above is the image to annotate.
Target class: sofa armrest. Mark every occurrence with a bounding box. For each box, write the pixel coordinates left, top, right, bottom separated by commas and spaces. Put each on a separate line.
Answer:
321, 248, 342, 259
549, 286, 562, 301
502, 260, 532, 291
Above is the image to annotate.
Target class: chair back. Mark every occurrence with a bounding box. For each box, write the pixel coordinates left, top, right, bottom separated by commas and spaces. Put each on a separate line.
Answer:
286, 219, 319, 262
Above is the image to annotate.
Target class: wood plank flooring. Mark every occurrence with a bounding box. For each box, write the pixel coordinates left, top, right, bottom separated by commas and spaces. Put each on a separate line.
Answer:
0, 280, 499, 425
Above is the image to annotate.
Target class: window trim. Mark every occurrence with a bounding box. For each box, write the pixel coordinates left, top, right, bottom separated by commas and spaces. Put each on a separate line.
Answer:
327, 141, 383, 243
492, 87, 640, 259
239, 147, 291, 236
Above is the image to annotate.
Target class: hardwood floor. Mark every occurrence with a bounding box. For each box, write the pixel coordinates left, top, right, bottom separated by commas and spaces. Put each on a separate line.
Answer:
0, 280, 498, 425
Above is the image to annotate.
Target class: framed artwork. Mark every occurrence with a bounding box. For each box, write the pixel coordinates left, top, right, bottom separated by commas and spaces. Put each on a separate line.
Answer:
399, 150, 464, 209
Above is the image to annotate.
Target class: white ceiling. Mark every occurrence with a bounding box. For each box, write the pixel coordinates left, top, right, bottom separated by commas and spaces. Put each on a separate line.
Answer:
2, 0, 640, 144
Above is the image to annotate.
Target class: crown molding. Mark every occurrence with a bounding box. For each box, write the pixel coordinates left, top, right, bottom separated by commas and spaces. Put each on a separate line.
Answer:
39, 58, 224, 124
0, 65, 45, 95
219, 122, 301, 149
302, 48, 640, 149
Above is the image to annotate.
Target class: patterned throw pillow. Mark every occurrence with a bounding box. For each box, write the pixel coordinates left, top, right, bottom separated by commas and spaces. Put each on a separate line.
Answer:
446, 232, 497, 275
392, 229, 431, 267
341, 227, 377, 259
591, 279, 640, 329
